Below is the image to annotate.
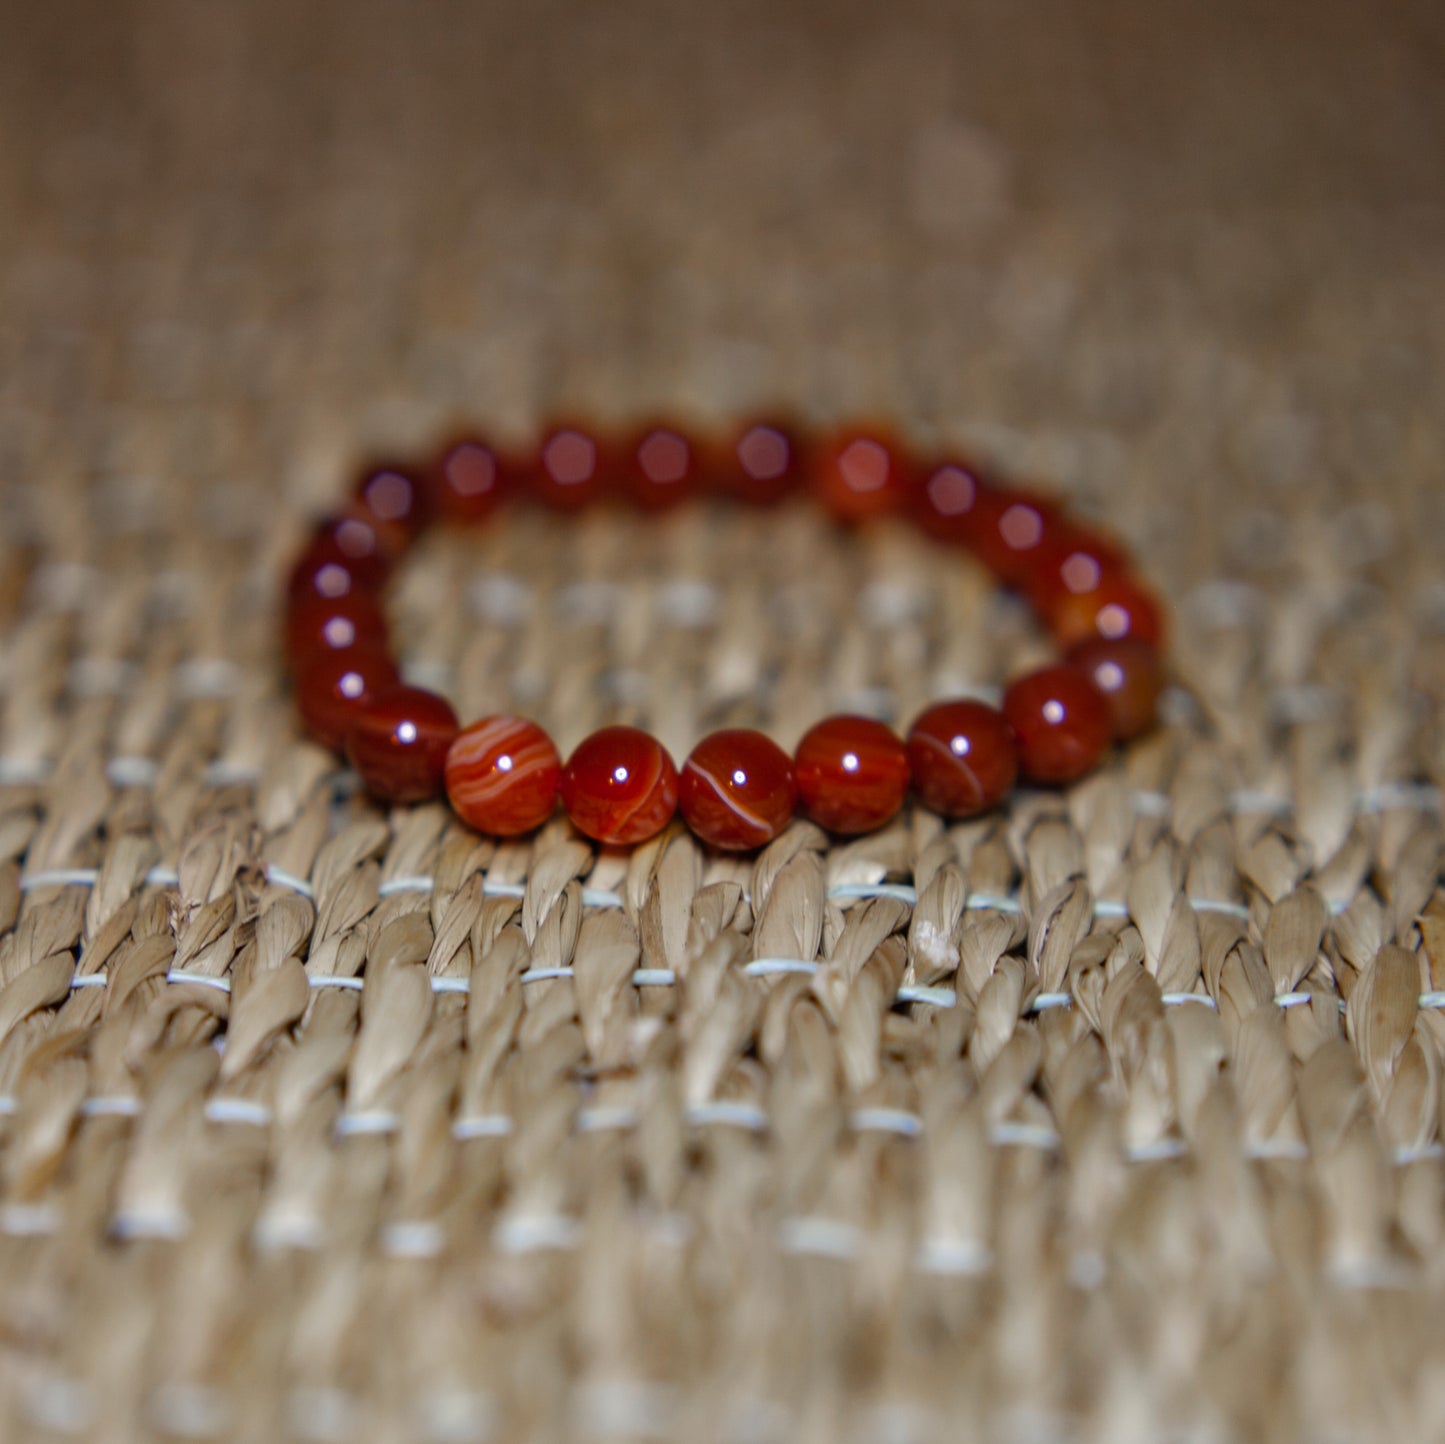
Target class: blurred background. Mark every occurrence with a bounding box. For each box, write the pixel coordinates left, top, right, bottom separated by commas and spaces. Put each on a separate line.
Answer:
3, 0, 1442, 561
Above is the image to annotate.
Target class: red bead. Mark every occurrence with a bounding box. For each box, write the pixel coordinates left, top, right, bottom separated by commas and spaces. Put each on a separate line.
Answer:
1065, 638, 1164, 741
621, 425, 703, 511
679, 729, 797, 850
1022, 530, 1130, 617
285, 591, 390, 669
912, 459, 988, 545
524, 425, 613, 512
714, 419, 805, 506
812, 428, 913, 524
295, 646, 399, 749
427, 437, 509, 524
286, 539, 370, 608
1001, 666, 1112, 784
906, 700, 1018, 817
445, 716, 561, 835
345, 685, 459, 804
794, 715, 909, 835
354, 464, 428, 545
300, 514, 397, 594
1045, 572, 1166, 650
967, 487, 1064, 585
559, 726, 679, 845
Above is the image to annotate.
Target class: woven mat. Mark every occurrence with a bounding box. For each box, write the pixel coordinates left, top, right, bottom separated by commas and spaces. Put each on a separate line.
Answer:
3, 2, 1445, 1440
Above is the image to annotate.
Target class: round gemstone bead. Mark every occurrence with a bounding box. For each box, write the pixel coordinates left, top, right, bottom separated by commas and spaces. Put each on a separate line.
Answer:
912, 459, 988, 545
906, 700, 1018, 817
345, 685, 459, 804
679, 729, 798, 851
1046, 573, 1166, 649
1065, 638, 1163, 741
967, 487, 1064, 585
354, 463, 428, 544
812, 429, 913, 524
295, 646, 399, 750
285, 591, 390, 669
559, 726, 679, 845
445, 716, 561, 835
715, 419, 804, 506
1002, 666, 1112, 784
1023, 530, 1129, 617
427, 437, 509, 524
621, 425, 702, 511
794, 715, 910, 834
301, 514, 397, 594
525, 425, 612, 512
286, 540, 369, 608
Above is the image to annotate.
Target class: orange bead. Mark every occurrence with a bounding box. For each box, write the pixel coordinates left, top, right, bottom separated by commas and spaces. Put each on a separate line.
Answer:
445, 716, 561, 835
1065, 638, 1163, 741
906, 699, 1018, 817
679, 729, 797, 850
1046, 573, 1166, 649
1001, 666, 1111, 784
345, 685, 459, 804
812, 429, 914, 524
794, 715, 909, 834
559, 726, 679, 845
295, 647, 399, 750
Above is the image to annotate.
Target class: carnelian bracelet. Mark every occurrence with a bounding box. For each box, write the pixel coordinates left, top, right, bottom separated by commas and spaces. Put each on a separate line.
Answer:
284, 421, 1166, 850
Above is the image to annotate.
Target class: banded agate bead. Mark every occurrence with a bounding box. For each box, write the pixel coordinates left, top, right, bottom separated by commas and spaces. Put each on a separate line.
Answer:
679, 729, 797, 850
1065, 638, 1163, 741
559, 726, 679, 845
906, 700, 1018, 817
1001, 666, 1111, 784
345, 685, 459, 803
445, 716, 561, 835
794, 715, 909, 834
295, 647, 399, 750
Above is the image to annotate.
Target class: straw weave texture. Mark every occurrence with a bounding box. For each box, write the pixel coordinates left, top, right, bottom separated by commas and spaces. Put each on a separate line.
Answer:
2, 1, 1445, 1439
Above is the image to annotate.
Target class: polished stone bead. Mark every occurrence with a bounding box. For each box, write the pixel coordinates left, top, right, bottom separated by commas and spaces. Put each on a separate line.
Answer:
794, 715, 909, 834
524, 425, 613, 512
911, 459, 988, 544
1022, 529, 1130, 617
714, 419, 805, 506
354, 464, 428, 545
559, 725, 679, 844
621, 425, 703, 511
967, 487, 1065, 585
345, 685, 459, 804
299, 514, 397, 594
285, 591, 390, 669
286, 538, 369, 608
679, 728, 797, 850
445, 715, 561, 835
1001, 665, 1112, 784
1046, 572, 1166, 649
295, 646, 399, 750
812, 428, 913, 524
427, 437, 509, 524
906, 699, 1018, 817
1065, 638, 1163, 741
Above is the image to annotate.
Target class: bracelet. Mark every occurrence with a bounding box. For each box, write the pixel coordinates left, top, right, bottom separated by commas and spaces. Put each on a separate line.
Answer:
284, 420, 1166, 850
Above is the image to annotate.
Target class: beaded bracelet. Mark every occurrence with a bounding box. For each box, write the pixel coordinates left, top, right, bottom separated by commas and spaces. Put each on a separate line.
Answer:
284, 420, 1166, 850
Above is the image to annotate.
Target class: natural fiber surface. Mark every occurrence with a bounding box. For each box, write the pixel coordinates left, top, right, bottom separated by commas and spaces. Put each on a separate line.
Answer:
2, 2, 1445, 1440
